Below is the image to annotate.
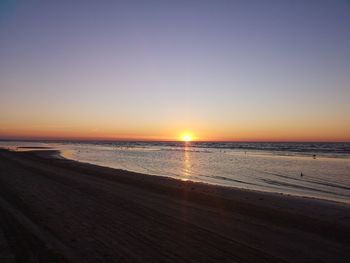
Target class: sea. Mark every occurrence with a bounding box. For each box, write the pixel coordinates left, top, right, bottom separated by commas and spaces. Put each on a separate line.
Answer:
1, 140, 350, 204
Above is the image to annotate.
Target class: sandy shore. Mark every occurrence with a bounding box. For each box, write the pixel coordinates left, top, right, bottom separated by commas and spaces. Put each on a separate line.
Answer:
0, 149, 349, 262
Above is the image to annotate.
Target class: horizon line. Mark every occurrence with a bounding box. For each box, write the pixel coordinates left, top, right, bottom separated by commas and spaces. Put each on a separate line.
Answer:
0, 137, 349, 143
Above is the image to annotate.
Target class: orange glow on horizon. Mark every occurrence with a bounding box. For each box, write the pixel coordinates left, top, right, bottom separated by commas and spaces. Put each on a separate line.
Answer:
1, 132, 350, 142
1, 125, 350, 142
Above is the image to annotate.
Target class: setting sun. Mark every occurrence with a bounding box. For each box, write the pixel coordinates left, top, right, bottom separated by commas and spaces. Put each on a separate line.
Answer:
182, 134, 192, 142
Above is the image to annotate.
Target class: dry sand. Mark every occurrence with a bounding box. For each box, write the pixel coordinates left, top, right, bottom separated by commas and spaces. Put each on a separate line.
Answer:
0, 149, 349, 262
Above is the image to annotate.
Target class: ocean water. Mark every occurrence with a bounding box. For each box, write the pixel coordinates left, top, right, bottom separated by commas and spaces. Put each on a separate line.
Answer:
1, 141, 350, 204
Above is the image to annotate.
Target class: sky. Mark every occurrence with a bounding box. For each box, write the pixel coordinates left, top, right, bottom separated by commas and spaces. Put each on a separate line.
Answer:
0, 0, 350, 141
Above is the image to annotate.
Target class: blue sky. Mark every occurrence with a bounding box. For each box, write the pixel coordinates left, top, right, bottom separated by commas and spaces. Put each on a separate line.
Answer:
1, 0, 350, 140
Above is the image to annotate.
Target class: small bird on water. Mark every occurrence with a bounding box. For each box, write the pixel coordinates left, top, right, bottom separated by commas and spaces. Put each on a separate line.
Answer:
300, 172, 304, 177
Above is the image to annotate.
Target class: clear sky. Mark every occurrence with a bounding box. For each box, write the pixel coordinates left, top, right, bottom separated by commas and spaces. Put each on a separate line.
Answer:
1, 0, 350, 141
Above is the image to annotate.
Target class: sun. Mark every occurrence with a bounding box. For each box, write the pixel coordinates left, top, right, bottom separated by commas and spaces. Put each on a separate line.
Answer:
182, 134, 192, 142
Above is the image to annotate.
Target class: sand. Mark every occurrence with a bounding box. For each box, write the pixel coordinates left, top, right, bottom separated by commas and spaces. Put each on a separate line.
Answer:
0, 149, 349, 262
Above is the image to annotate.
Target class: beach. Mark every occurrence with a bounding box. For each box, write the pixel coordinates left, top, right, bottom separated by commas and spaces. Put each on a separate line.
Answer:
0, 149, 349, 262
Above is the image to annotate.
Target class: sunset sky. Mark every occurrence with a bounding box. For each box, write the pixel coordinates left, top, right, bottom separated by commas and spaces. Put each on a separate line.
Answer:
1, 1, 350, 141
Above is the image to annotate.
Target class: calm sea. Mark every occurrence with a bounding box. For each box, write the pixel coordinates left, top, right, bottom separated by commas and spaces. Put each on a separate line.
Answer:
1, 141, 350, 204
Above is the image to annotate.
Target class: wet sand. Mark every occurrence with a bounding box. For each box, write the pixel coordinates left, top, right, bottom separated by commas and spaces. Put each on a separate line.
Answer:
0, 149, 349, 262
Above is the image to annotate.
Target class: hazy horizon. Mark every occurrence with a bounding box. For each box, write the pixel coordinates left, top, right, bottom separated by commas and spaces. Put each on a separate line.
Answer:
1, 1, 350, 141
1, 136, 349, 143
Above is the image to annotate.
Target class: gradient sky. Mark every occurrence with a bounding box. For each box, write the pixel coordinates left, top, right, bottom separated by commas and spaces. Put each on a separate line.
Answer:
1, 0, 350, 141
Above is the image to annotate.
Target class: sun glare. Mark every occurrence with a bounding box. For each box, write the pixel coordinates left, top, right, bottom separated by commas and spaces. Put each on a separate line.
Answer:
182, 134, 192, 142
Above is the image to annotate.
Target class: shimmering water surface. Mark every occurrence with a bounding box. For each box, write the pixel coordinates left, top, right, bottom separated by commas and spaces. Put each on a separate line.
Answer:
1, 141, 350, 204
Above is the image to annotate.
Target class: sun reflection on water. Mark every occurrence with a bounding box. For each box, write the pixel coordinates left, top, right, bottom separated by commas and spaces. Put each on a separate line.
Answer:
182, 144, 191, 178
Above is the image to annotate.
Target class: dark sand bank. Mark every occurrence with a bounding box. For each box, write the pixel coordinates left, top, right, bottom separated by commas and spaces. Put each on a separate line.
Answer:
0, 149, 349, 262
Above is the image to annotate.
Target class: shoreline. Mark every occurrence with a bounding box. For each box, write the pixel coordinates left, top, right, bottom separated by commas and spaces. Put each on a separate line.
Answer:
57, 148, 350, 206
0, 149, 349, 262
10, 147, 350, 206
